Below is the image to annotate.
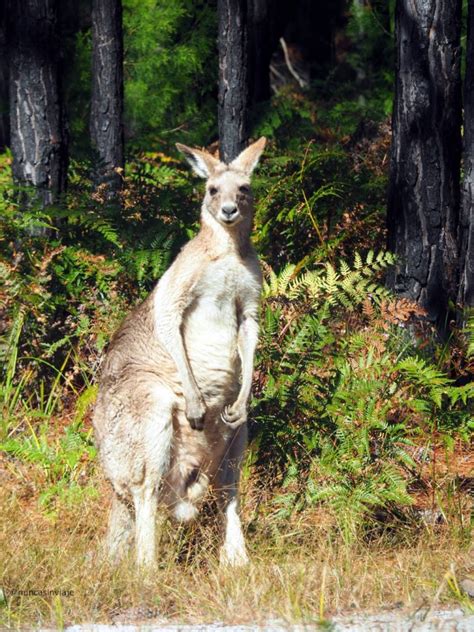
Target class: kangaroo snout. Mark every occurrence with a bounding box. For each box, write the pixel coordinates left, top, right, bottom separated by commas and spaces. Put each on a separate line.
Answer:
221, 202, 239, 222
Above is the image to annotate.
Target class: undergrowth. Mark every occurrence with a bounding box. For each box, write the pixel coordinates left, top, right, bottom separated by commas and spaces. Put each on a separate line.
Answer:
253, 255, 472, 541
1, 91, 473, 626
0, 483, 472, 627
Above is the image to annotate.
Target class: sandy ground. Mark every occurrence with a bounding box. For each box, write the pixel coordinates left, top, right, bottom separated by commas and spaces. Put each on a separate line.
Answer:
37, 608, 474, 631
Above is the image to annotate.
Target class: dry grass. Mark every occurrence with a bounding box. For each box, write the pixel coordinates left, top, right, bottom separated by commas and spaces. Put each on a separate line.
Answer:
1, 462, 472, 630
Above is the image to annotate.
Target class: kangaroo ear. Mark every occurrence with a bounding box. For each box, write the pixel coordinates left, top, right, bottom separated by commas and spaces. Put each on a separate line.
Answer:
176, 143, 220, 179
230, 137, 266, 175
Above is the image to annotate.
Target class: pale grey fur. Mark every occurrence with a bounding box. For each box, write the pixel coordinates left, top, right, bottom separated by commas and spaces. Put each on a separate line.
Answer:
93, 138, 266, 568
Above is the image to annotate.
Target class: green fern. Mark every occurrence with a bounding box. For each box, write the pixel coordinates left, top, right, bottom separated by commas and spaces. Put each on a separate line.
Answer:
81, 217, 122, 248
266, 250, 395, 308
263, 263, 297, 298
256, 248, 471, 540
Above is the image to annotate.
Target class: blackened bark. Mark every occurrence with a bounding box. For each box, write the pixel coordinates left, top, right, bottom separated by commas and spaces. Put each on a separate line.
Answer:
247, 0, 299, 104
247, 0, 272, 104
387, 0, 462, 326
0, 0, 9, 150
218, 0, 249, 163
284, 0, 345, 80
8, 0, 67, 209
90, 0, 124, 193
459, 1, 474, 311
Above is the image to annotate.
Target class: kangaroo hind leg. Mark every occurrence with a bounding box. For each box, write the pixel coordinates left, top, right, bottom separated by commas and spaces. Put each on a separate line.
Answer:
104, 493, 134, 563
216, 426, 249, 567
132, 385, 174, 569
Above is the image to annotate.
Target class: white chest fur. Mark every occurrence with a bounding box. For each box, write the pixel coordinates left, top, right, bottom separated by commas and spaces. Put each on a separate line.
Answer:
193, 256, 241, 311
182, 254, 260, 398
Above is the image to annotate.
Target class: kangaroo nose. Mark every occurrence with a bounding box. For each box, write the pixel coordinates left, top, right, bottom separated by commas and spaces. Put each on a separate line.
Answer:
221, 203, 238, 218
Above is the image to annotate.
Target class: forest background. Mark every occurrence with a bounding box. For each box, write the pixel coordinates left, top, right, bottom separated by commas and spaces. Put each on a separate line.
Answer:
0, 0, 473, 627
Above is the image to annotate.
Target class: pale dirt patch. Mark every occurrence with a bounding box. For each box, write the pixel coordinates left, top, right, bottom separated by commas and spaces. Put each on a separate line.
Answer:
37, 609, 474, 632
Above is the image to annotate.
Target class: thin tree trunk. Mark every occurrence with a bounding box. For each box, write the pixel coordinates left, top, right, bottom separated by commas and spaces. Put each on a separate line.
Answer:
353, 0, 367, 97
284, 0, 344, 80
459, 0, 474, 312
90, 0, 124, 194
8, 0, 67, 213
387, 0, 462, 328
0, 0, 9, 151
247, 0, 272, 104
218, 0, 249, 163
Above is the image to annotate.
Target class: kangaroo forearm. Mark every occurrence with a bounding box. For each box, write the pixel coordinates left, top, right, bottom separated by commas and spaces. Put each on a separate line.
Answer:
156, 321, 205, 428
164, 334, 200, 398
221, 317, 258, 428
154, 311, 201, 400
176, 356, 201, 400
153, 272, 203, 400
236, 317, 258, 405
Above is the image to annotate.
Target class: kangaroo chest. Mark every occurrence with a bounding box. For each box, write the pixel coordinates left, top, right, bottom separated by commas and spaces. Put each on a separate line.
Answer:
182, 255, 258, 396
190, 254, 260, 321
193, 256, 242, 314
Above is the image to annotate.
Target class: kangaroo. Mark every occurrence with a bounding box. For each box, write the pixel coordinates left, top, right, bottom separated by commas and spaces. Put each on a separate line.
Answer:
92, 137, 266, 568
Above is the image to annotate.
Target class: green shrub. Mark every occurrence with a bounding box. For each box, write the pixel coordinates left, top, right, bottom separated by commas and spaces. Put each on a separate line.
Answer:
253, 252, 473, 541
123, 0, 217, 148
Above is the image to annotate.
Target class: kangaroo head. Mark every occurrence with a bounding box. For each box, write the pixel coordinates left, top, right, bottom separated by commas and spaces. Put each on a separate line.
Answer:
176, 137, 266, 228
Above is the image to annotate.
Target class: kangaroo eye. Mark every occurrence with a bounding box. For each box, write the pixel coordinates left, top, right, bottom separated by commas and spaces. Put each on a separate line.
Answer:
239, 185, 250, 194
209, 186, 218, 196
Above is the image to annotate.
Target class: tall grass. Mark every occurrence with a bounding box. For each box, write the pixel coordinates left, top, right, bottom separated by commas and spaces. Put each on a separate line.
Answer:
1, 467, 472, 628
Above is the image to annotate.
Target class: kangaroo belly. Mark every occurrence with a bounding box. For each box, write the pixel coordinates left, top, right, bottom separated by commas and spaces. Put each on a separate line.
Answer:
183, 296, 240, 403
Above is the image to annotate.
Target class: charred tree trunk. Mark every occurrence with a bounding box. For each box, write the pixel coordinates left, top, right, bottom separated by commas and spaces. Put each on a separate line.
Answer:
218, 0, 249, 163
8, 0, 67, 213
248, 0, 272, 104
247, 0, 300, 104
284, 0, 345, 81
90, 0, 124, 194
387, 0, 462, 328
459, 1, 474, 312
0, 0, 9, 150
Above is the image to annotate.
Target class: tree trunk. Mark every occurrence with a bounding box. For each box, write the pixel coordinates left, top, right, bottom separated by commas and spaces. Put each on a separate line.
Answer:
459, 0, 474, 312
247, 0, 301, 105
247, 0, 272, 104
284, 0, 345, 80
8, 0, 67, 211
352, 0, 368, 94
90, 0, 124, 194
0, 0, 9, 151
387, 0, 462, 328
218, 0, 249, 163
